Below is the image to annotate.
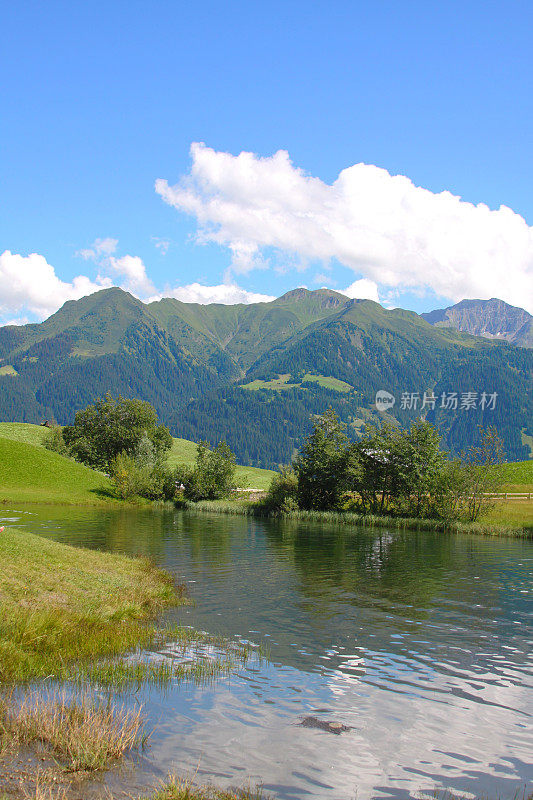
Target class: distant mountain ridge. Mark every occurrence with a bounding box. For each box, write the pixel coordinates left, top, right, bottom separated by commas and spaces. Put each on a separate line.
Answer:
0, 287, 531, 465
422, 298, 533, 348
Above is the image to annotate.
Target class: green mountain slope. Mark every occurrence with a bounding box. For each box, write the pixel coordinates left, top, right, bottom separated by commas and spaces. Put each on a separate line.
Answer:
0, 288, 531, 466
0, 422, 275, 490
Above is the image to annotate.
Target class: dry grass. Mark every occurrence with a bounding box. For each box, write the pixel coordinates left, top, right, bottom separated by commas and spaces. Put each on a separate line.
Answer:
0, 690, 146, 773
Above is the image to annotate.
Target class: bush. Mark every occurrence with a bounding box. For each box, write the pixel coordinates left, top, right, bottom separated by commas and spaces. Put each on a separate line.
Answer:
44, 426, 69, 457
264, 466, 299, 512
110, 454, 187, 502
109, 453, 152, 500
183, 441, 237, 501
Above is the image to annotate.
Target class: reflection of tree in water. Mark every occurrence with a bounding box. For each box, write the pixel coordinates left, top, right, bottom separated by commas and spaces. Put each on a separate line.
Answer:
262, 519, 529, 676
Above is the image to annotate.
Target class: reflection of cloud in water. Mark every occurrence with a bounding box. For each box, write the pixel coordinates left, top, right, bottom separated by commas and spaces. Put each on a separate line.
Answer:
12, 507, 533, 799
141, 646, 532, 800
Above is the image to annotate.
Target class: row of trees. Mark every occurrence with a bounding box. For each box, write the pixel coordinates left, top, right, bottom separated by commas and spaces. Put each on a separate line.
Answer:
47, 394, 504, 521
265, 409, 504, 521
47, 394, 237, 502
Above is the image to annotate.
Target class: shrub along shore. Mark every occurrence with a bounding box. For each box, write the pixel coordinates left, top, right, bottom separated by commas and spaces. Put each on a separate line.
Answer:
183, 498, 533, 538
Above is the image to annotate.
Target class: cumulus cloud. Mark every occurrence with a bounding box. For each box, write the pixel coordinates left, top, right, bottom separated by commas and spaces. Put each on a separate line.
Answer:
0, 250, 110, 322
149, 282, 275, 305
76, 238, 156, 297
0, 247, 274, 325
156, 143, 533, 312
343, 278, 380, 302
107, 254, 156, 296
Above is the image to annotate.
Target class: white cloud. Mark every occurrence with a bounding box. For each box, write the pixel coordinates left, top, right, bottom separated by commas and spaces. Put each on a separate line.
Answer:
0, 248, 274, 325
0, 250, 110, 321
149, 282, 275, 305
152, 237, 171, 255
77, 238, 156, 297
77, 237, 118, 260
343, 278, 380, 302
156, 143, 533, 313
107, 254, 156, 296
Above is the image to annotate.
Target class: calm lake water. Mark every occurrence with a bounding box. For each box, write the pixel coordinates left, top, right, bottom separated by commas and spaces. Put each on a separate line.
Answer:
4, 505, 532, 800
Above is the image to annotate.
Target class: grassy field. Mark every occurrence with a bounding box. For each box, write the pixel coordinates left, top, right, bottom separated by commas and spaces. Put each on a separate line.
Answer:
496, 459, 533, 491
0, 422, 276, 492
0, 421, 48, 447
0, 436, 115, 505
0, 527, 181, 683
0, 527, 184, 782
484, 500, 533, 528
241, 372, 353, 394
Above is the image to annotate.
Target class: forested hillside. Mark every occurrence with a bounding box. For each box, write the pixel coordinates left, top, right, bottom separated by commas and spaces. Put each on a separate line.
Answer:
0, 287, 531, 466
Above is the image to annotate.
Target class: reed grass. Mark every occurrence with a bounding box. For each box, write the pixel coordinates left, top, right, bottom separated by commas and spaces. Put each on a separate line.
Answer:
184, 500, 532, 538
0, 690, 146, 772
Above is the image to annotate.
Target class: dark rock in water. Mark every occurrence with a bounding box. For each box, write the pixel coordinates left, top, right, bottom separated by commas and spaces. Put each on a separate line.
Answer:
299, 716, 351, 734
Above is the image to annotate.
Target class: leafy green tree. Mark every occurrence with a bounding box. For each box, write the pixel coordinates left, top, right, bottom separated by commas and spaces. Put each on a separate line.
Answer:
352, 420, 448, 517
351, 422, 407, 514
63, 394, 172, 470
184, 440, 237, 501
264, 465, 299, 513
398, 419, 448, 517
295, 408, 351, 509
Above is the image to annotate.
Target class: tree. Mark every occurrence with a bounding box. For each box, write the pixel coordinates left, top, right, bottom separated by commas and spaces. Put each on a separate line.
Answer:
264, 465, 299, 513
63, 394, 172, 470
398, 419, 448, 517
462, 426, 505, 521
184, 440, 237, 501
352, 420, 448, 517
294, 408, 351, 510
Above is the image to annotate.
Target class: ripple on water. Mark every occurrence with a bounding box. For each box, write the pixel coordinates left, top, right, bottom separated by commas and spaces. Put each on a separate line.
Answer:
8, 505, 533, 800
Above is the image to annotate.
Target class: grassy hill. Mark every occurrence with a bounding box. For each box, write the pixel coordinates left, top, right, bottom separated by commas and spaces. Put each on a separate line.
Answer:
0, 436, 114, 505
497, 460, 533, 491
0, 421, 49, 447
0, 422, 275, 492
167, 437, 275, 489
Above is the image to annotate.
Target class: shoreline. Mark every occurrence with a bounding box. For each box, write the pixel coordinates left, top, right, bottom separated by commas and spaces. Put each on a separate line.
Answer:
0, 528, 259, 799
183, 498, 533, 538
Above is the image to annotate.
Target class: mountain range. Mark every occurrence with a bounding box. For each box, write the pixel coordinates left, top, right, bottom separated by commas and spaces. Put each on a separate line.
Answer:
0, 287, 531, 466
422, 298, 533, 348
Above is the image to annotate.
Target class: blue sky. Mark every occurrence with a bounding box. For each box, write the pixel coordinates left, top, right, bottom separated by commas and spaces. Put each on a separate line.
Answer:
2, 0, 532, 322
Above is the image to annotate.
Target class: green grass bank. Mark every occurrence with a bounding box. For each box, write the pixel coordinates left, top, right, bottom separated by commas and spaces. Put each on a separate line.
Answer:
0, 422, 276, 493
184, 498, 533, 538
0, 527, 182, 683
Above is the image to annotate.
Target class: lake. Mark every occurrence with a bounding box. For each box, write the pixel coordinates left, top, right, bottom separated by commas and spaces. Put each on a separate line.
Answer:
4, 504, 532, 799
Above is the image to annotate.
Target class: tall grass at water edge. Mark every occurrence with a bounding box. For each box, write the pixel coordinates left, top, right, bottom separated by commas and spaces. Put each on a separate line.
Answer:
185, 500, 532, 538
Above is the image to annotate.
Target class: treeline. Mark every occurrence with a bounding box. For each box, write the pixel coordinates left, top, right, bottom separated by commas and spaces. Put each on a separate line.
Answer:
264, 409, 505, 523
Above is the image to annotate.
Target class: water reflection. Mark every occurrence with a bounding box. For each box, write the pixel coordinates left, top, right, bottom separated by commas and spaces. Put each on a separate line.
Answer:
4, 505, 532, 800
